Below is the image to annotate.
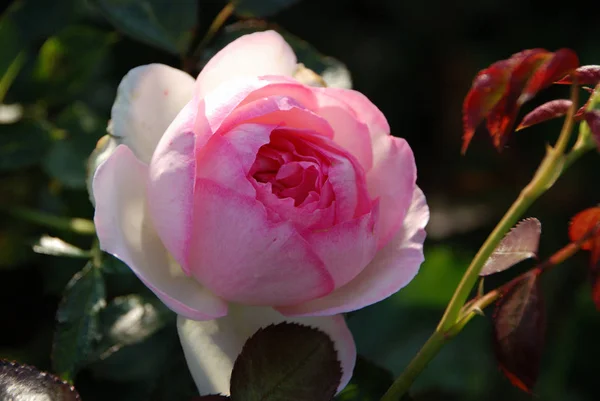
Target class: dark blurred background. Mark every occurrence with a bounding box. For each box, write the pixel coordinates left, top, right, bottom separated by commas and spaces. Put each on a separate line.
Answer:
1, 0, 599, 400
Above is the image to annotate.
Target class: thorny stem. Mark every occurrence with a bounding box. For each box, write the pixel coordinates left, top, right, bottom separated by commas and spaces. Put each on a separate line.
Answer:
381, 79, 589, 401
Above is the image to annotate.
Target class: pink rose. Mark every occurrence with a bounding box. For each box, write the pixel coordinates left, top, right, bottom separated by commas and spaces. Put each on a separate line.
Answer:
91, 31, 428, 395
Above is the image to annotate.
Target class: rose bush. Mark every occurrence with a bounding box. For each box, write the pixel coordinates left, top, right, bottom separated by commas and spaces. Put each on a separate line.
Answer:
90, 31, 429, 395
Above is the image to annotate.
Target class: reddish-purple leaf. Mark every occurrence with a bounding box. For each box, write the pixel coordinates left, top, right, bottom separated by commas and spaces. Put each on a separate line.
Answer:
462, 59, 513, 154
569, 207, 600, 267
492, 271, 545, 393
486, 50, 552, 150
583, 110, 600, 152
481, 218, 542, 276
519, 49, 579, 105
555, 65, 600, 86
569, 207, 600, 310
516, 100, 573, 131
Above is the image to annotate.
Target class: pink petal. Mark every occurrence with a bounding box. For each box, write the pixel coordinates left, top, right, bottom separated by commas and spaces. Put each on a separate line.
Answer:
147, 98, 202, 276
93, 145, 228, 320
319, 87, 390, 145
314, 89, 373, 171
188, 179, 335, 306
196, 31, 297, 98
304, 203, 379, 288
195, 123, 274, 196
111, 64, 195, 163
177, 305, 355, 395
367, 135, 417, 247
278, 187, 428, 317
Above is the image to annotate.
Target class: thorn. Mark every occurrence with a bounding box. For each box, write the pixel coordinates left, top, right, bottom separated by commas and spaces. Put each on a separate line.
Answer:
473, 307, 485, 317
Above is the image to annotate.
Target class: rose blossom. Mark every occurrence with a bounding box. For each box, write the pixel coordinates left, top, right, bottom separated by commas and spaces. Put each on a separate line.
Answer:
90, 31, 429, 395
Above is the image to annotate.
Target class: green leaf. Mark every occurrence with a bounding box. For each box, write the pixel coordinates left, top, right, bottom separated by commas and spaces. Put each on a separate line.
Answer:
52, 262, 106, 381
204, 21, 351, 88
31, 26, 116, 105
230, 323, 342, 401
234, 0, 301, 17
0, 120, 53, 172
0, 360, 81, 401
32, 235, 91, 258
43, 103, 104, 188
88, 325, 177, 383
335, 356, 393, 401
92, 0, 197, 54
93, 294, 175, 360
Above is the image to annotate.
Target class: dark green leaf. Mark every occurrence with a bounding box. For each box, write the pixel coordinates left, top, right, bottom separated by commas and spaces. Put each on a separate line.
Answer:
234, 0, 300, 17
0, 359, 81, 401
31, 26, 116, 104
92, 0, 197, 54
52, 263, 106, 381
0, 120, 53, 172
93, 294, 175, 360
335, 356, 393, 401
88, 325, 177, 382
43, 103, 104, 188
204, 21, 350, 88
0, 0, 85, 86
230, 323, 342, 401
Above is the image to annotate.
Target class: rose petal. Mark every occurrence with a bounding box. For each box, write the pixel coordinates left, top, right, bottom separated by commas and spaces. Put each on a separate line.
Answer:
196, 31, 297, 98
147, 97, 201, 276
278, 187, 428, 316
318, 87, 390, 145
188, 179, 335, 306
367, 135, 417, 247
195, 123, 274, 196
94, 145, 227, 320
314, 90, 373, 171
111, 64, 195, 163
177, 305, 355, 395
304, 203, 379, 288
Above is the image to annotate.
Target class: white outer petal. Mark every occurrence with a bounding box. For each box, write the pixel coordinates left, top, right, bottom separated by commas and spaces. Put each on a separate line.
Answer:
111, 64, 195, 163
177, 305, 356, 396
196, 31, 297, 98
93, 145, 228, 320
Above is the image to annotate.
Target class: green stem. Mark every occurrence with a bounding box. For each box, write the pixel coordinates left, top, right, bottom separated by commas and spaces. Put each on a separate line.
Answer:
3, 206, 95, 235
0, 51, 25, 103
380, 331, 447, 400
380, 80, 581, 401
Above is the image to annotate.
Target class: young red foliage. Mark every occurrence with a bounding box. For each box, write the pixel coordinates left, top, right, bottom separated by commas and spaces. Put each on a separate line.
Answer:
518, 49, 579, 105
583, 110, 600, 151
492, 271, 545, 393
516, 99, 573, 131
569, 207, 600, 263
569, 207, 600, 310
555, 65, 600, 86
462, 48, 579, 153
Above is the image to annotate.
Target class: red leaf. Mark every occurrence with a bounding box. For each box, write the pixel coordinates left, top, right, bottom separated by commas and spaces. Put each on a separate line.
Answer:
519, 49, 579, 105
481, 218, 541, 276
486, 50, 552, 150
569, 207, 600, 265
592, 263, 600, 311
583, 110, 600, 152
555, 65, 600, 86
516, 99, 572, 131
492, 271, 545, 393
462, 59, 513, 154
